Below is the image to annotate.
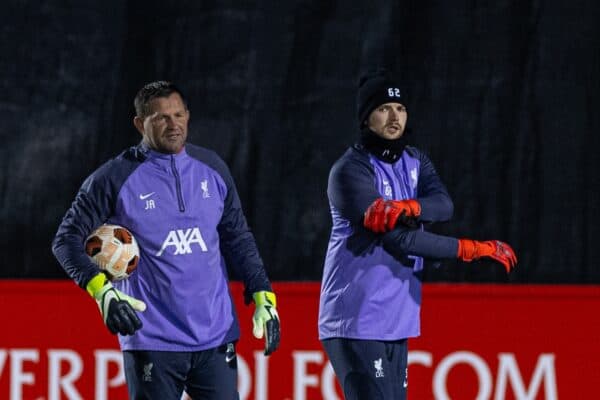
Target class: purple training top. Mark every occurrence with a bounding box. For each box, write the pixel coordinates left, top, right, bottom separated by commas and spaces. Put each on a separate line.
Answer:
319, 145, 455, 341
53, 142, 271, 351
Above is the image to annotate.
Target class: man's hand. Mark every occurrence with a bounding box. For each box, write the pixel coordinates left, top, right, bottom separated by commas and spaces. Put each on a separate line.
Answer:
252, 291, 280, 356
364, 198, 421, 232
457, 239, 517, 273
86, 273, 146, 335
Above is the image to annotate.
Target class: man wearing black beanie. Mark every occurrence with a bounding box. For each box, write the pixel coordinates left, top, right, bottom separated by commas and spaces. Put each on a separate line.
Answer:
318, 69, 517, 399
357, 68, 412, 163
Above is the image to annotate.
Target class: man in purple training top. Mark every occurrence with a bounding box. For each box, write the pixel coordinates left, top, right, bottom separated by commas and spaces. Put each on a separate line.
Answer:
53, 81, 280, 399
318, 69, 516, 399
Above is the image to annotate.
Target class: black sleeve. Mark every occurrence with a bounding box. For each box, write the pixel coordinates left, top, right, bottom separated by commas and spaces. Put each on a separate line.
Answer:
52, 165, 117, 289
327, 151, 380, 225
381, 226, 459, 260
52, 150, 141, 290
408, 147, 454, 223
213, 157, 272, 304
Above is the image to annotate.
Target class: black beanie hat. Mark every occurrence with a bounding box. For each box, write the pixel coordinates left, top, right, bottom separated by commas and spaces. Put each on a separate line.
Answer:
357, 68, 407, 127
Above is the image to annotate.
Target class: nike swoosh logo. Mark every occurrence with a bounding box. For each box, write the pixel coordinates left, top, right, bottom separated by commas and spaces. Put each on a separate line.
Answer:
139, 192, 155, 200
225, 354, 236, 363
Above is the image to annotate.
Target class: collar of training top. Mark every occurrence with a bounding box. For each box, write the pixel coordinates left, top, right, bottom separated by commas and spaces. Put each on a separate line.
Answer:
357, 127, 411, 163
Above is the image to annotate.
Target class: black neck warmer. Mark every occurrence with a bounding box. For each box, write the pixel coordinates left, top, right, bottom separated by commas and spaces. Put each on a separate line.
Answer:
358, 127, 410, 163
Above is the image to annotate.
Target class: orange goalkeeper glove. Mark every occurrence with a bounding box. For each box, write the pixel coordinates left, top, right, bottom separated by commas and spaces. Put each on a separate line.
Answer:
364, 198, 421, 232
457, 239, 517, 273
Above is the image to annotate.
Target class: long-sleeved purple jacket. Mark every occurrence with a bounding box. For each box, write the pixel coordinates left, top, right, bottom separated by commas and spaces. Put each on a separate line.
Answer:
319, 144, 456, 341
53, 142, 271, 351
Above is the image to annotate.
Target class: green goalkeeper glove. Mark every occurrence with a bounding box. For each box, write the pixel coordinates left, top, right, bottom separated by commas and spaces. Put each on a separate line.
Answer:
252, 291, 280, 356
86, 273, 146, 335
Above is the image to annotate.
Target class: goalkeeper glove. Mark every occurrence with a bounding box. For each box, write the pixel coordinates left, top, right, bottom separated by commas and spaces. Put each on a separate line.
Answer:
457, 239, 517, 273
364, 198, 421, 232
252, 291, 280, 356
86, 272, 146, 335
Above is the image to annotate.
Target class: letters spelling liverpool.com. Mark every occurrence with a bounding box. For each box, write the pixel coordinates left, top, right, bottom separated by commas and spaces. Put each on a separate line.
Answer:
0, 349, 557, 399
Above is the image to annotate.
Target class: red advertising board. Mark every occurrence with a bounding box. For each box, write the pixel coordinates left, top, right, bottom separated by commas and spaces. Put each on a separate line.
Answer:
1, 281, 599, 399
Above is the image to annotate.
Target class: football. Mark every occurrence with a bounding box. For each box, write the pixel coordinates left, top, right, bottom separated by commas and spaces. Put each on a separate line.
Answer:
85, 224, 140, 281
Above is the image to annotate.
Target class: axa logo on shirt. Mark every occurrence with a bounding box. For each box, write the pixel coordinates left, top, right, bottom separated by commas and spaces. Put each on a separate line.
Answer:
156, 227, 208, 256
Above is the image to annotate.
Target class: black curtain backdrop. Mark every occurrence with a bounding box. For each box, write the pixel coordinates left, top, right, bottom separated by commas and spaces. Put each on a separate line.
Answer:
1, 1, 598, 283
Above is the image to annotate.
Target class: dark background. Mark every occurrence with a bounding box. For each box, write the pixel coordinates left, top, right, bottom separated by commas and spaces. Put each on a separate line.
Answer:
2, 1, 598, 283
